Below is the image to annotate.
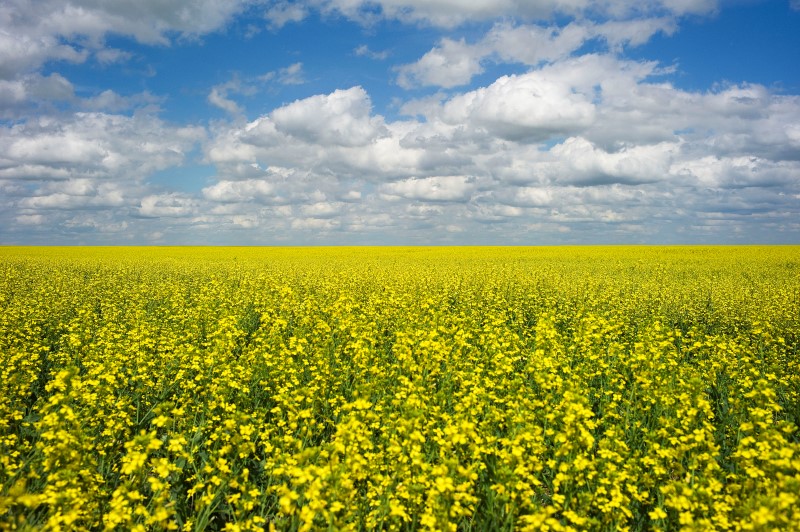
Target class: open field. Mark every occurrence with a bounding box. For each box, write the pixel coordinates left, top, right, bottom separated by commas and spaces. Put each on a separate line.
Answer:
1, 246, 799, 531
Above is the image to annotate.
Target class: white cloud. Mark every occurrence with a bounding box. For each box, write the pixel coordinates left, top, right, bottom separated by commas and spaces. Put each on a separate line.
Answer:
0, 0, 714, 86
275, 62, 305, 85
7, 133, 108, 166
94, 47, 133, 65
229, 214, 259, 228
300, 201, 342, 217
5, 0, 798, 247
0, 111, 204, 181
63, 215, 130, 233
207, 67, 307, 118
19, 190, 124, 210
14, 178, 127, 210
511, 187, 555, 207
549, 136, 680, 185
270, 87, 387, 147
381, 175, 477, 202
396, 38, 483, 89
15, 214, 46, 225
595, 17, 677, 49
139, 193, 199, 218
82, 89, 161, 113
0, 73, 74, 117
0, 31, 87, 79
25, 73, 74, 101
309, 0, 718, 27
341, 190, 362, 201
354, 45, 389, 60
485, 22, 592, 66
290, 217, 339, 231
440, 68, 597, 141
204, 55, 800, 200
0, 79, 27, 107
208, 86, 244, 115
264, 1, 309, 28
203, 179, 276, 202
396, 18, 676, 89
671, 156, 798, 189
190, 50, 800, 243
0, 0, 250, 78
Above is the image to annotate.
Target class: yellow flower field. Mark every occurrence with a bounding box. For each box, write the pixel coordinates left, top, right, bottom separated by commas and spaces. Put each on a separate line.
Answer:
1, 246, 798, 531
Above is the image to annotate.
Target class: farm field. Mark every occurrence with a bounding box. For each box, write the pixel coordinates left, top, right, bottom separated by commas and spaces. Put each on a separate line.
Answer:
0, 246, 799, 531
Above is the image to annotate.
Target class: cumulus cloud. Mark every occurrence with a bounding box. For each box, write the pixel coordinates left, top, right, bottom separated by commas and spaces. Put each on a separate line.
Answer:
204, 56, 800, 195
0, 32, 87, 79
300, 201, 343, 218
82, 90, 162, 113
549, 137, 680, 185
268, 62, 305, 85
382, 175, 477, 202
671, 156, 798, 189
0, 0, 251, 78
203, 178, 276, 203
264, 1, 308, 28
440, 69, 597, 141
354, 45, 390, 60
19, 186, 125, 210
94, 48, 134, 65
0, 73, 75, 117
208, 86, 244, 115
396, 38, 483, 89
0, 112, 204, 181
510, 186, 555, 207
270, 87, 387, 147
208, 66, 306, 117
0, 0, 710, 83
396, 18, 676, 89
192, 51, 800, 243
15, 214, 46, 225
297, 0, 717, 28
139, 193, 199, 218
290, 217, 339, 231
3, 0, 798, 244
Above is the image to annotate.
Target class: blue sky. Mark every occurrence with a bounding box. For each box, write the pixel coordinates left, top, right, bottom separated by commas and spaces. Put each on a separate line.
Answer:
1, 0, 799, 245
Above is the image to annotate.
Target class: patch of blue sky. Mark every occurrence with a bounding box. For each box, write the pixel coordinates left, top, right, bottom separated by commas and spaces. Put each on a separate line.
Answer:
629, 1, 800, 92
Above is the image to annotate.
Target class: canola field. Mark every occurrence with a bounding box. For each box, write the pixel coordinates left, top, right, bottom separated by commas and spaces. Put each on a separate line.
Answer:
1, 246, 799, 531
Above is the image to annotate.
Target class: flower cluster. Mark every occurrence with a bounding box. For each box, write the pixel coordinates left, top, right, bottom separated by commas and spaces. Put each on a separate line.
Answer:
1, 246, 798, 530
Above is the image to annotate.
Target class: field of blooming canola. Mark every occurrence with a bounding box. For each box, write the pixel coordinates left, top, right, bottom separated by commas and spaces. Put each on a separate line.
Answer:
0, 246, 799, 531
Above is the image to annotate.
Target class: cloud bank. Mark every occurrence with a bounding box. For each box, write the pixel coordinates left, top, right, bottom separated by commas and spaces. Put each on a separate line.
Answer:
1, 0, 798, 244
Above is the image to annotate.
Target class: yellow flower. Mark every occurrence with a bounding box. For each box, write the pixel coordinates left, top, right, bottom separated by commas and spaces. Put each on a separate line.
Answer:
649, 507, 668, 520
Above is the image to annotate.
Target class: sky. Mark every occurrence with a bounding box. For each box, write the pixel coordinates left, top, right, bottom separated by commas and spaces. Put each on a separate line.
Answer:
1, 0, 799, 245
